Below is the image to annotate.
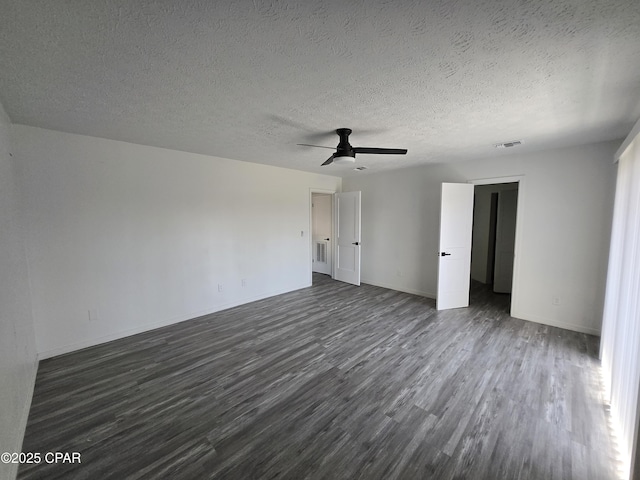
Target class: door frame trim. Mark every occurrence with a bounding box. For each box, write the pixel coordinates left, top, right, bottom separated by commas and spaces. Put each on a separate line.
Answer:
468, 175, 525, 316
309, 188, 336, 284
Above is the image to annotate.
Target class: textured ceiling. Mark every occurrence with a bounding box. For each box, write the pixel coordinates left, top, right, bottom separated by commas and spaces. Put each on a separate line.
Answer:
1, 0, 640, 177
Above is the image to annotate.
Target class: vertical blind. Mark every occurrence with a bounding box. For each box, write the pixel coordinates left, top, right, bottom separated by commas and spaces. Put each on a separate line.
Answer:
601, 121, 640, 480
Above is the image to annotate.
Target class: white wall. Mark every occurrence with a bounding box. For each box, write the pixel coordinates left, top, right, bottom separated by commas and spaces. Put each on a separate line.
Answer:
0, 107, 38, 479
343, 141, 618, 335
13, 125, 341, 358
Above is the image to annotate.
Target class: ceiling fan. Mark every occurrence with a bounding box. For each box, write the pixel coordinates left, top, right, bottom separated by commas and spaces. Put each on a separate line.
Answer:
298, 128, 408, 166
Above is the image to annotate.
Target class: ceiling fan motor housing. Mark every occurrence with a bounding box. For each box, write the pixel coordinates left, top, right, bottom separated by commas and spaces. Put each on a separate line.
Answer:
335, 128, 355, 158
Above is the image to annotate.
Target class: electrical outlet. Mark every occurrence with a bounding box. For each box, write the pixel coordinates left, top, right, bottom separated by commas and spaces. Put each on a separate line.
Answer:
241, 279, 247, 287
218, 284, 223, 292
88, 308, 99, 322
552, 296, 560, 306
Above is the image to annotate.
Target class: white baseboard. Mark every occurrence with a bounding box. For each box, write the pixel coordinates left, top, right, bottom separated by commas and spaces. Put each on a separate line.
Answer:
4, 358, 39, 480
18, 359, 38, 436
37, 284, 310, 360
36, 280, 599, 361
360, 278, 435, 299
359, 280, 600, 336
510, 308, 601, 336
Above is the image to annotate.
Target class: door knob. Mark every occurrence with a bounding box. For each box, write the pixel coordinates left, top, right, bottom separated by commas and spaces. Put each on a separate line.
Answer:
352, 241, 360, 246
324, 238, 330, 241
440, 252, 451, 256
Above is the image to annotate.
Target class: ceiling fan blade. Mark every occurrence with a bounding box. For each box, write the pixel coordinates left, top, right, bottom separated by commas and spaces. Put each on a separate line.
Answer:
321, 154, 336, 166
353, 147, 408, 155
297, 143, 336, 150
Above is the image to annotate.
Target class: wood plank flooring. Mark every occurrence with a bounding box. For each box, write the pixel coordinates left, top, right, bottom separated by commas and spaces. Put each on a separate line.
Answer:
19, 274, 617, 479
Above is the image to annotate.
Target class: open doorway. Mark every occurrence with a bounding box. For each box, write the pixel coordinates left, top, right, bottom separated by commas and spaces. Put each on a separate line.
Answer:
470, 182, 519, 305
311, 192, 333, 282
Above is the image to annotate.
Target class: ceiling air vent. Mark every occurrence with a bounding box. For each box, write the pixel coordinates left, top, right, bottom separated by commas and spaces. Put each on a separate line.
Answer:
354, 166, 368, 171
494, 140, 523, 149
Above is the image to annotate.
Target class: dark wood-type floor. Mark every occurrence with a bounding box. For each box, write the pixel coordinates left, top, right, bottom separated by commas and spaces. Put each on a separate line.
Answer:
20, 274, 617, 479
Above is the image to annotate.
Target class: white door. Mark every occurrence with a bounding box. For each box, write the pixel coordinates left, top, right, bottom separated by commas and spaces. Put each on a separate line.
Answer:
312, 194, 332, 275
334, 191, 361, 286
493, 189, 518, 293
437, 183, 475, 310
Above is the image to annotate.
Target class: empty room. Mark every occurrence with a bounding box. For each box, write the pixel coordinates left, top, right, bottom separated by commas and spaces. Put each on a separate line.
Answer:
2, 1, 640, 479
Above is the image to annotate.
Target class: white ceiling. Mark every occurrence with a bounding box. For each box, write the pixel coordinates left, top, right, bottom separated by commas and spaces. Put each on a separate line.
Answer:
1, 0, 639, 177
